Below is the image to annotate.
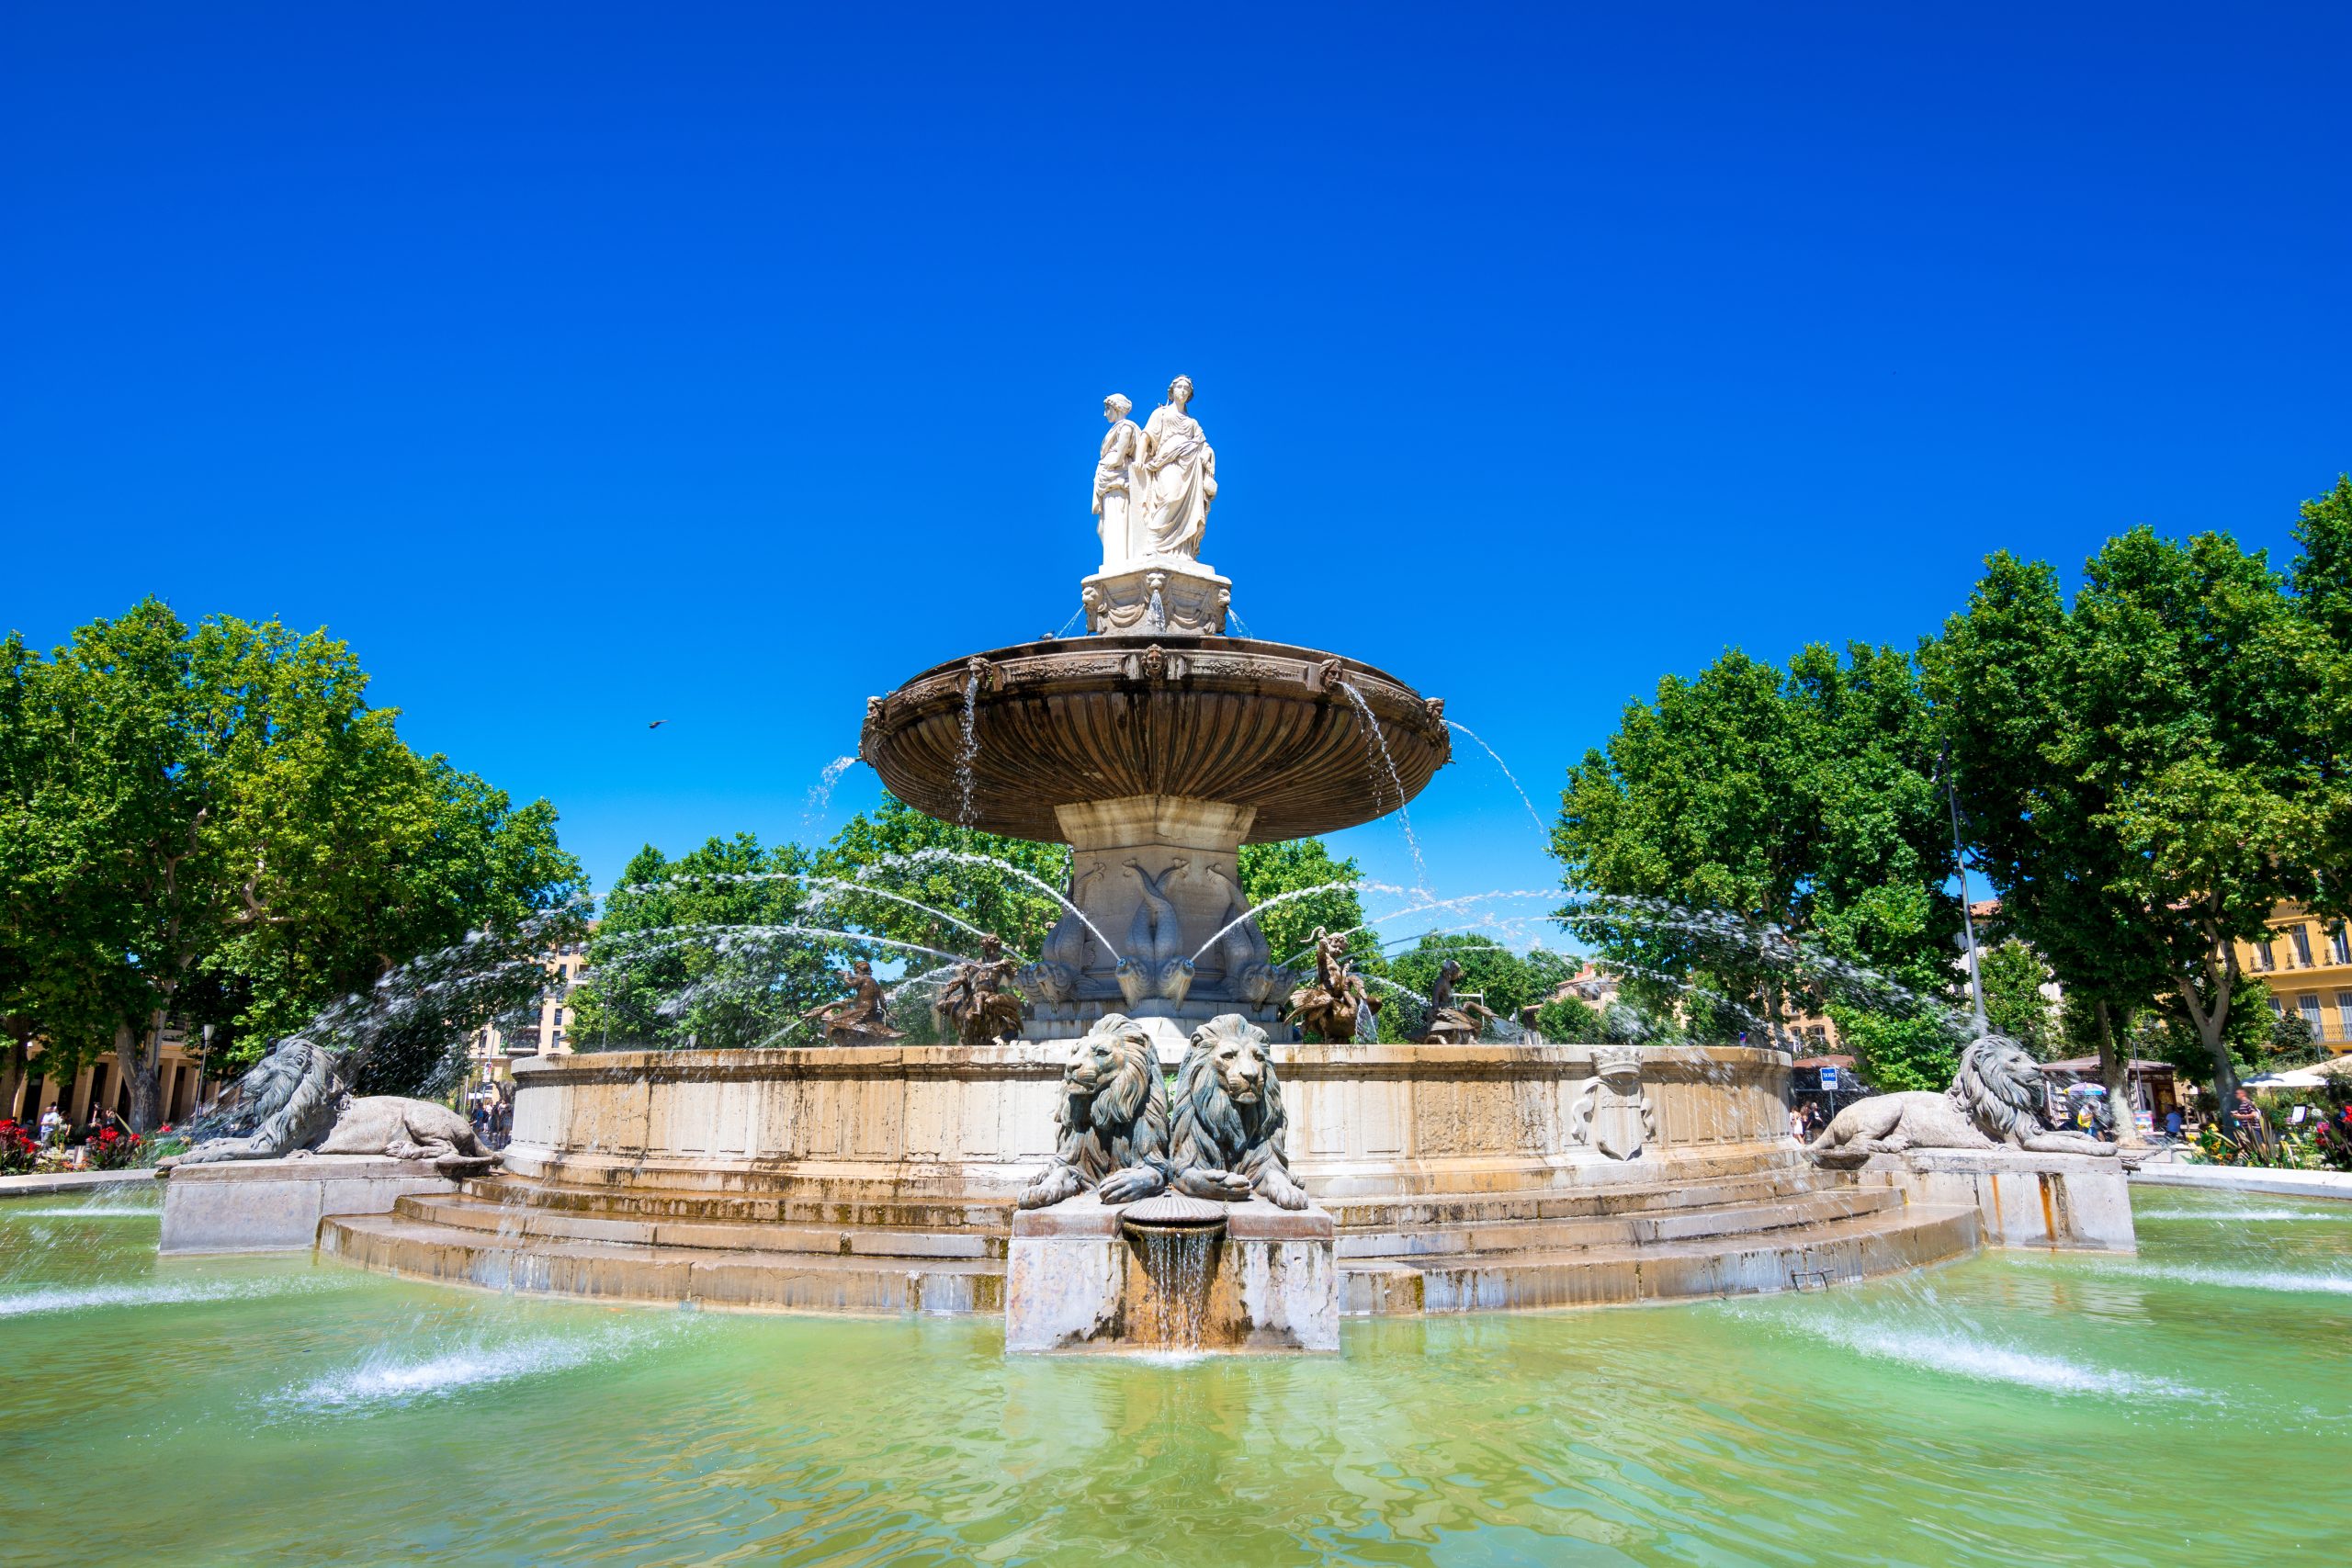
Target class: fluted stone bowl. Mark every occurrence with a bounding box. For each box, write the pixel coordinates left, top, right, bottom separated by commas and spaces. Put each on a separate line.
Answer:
859, 635, 1450, 843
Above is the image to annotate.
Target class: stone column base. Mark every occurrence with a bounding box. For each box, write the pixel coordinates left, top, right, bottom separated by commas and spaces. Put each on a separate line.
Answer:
1005, 1192, 1338, 1353
159, 1155, 464, 1255
1857, 1149, 2136, 1252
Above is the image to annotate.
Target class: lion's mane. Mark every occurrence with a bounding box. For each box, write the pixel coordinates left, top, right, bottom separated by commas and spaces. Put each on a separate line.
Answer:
167, 1037, 346, 1167
1016, 1014, 1170, 1208
1168, 1013, 1308, 1209
1949, 1032, 2046, 1141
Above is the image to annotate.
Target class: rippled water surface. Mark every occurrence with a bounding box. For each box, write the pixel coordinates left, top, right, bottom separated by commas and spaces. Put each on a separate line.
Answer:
2, 1182, 2345, 1565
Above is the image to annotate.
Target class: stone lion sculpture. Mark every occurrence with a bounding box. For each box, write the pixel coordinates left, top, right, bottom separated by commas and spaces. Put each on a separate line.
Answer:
1167, 1013, 1309, 1210
1808, 1030, 2120, 1168
158, 1036, 497, 1172
1017, 1013, 1170, 1209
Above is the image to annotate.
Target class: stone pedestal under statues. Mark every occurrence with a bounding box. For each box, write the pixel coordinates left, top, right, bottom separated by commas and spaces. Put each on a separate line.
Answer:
1021, 794, 1290, 1042
160, 1155, 466, 1255
1080, 557, 1230, 636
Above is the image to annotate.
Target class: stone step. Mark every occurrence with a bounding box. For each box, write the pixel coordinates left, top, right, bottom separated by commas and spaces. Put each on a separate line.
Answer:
395, 1193, 1008, 1260
1334, 1187, 1900, 1260
320, 1213, 1005, 1314
1320, 1168, 1834, 1231
457, 1176, 1012, 1233
1337, 1204, 1981, 1315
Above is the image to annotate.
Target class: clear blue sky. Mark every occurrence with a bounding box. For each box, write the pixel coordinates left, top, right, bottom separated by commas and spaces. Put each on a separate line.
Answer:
6, 3, 2346, 946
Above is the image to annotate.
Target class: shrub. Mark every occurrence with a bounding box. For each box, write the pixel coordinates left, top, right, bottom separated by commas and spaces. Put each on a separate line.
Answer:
83, 1125, 145, 1170
0, 1119, 38, 1175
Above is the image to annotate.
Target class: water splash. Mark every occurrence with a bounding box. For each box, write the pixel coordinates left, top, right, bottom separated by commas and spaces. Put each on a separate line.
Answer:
2068, 1261, 2352, 1295
0, 1276, 350, 1319
1446, 719, 1548, 844
853, 849, 1119, 960
1189, 879, 1374, 964
270, 1323, 673, 1413
1339, 681, 1429, 892
956, 668, 982, 828
2134, 1207, 2352, 1224
802, 878, 1001, 945
1752, 1309, 2202, 1398
802, 756, 859, 830
1131, 1229, 1216, 1351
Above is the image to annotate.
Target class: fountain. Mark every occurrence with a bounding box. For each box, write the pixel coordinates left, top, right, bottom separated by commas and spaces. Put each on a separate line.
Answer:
856, 631, 1447, 1043
254, 381, 1980, 1332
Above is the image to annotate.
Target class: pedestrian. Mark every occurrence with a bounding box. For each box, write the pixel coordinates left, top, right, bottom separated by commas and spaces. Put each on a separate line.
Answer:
2164, 1106, 2183, 1140
38, 1102, 64, 1145
2230, 1087, 2266, 1151
1788, 1106, 1805, 1142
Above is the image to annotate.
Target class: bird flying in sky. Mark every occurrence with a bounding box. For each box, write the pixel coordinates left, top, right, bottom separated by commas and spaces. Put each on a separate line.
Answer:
648, 719, 667, 729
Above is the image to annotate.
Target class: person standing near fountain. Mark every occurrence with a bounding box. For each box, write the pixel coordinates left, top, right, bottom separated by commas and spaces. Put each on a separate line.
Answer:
1136, 375, 1216, 558
1092, 394, 1143, 569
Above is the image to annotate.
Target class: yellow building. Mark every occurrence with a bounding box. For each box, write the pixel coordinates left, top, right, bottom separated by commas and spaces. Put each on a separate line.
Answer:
2237, 903, 2352, 1055
6, 1026, 211, 1130
468, 936, 592, 1084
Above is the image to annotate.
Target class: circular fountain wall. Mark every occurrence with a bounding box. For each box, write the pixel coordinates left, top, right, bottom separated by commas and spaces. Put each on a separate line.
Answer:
498, 1041, 1796, 1201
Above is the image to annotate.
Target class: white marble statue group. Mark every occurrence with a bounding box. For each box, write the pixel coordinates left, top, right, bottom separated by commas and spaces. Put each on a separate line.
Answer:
1093, 376, 1216, 571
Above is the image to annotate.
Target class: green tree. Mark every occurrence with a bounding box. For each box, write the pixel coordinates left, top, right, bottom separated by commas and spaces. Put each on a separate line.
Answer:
1979, 938, 2059, 1058
1237, 838, 1371, 970
0, 602, 582, 1122
2284, 476, 2352, 922
0, 632, 147, 1116
1376, 933, 1573, 1043
571, 835, 835, 1050
811, 795, 1070, 963
1554, 642, 1960, 1043
1825, 1008, 1953, 1093
1928, 526, 2310, 1120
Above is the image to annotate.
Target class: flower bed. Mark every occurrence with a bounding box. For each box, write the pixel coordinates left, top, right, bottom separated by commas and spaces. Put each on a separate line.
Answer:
84, 1125, 145, 1170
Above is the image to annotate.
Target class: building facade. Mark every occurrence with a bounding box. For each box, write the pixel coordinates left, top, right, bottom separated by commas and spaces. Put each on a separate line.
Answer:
2239, 902, 2352, 1055
6, 1026, 211, 1130
467, 938, 592, 1085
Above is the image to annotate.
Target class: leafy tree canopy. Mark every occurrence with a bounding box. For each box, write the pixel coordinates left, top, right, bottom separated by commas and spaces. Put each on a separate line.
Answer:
1554, 641, 1960, 1041
1237, 838, 1372, 971
1375, 932, 1573, 1043
1925, 521, 2317, 1111
0, 601, 583, 1121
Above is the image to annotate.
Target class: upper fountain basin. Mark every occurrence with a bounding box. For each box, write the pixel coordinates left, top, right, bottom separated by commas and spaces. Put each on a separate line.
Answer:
860, 635, 1450, 844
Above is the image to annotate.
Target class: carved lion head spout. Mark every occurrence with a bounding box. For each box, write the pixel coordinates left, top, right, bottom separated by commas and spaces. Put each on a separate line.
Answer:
1016, 1013, 1170, 1210
1168, 1014, 1310, 1210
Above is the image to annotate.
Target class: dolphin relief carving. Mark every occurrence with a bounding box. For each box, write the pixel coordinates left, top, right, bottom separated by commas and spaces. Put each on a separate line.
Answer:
1116, 858, 1195, 1006
1022, 863, 1100, 1003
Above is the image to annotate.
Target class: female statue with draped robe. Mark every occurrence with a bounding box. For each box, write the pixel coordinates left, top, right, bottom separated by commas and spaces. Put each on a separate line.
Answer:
1136, 375, 1216, 559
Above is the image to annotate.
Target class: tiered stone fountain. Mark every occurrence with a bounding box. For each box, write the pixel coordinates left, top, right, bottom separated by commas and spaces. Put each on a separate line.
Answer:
318, 380, 1990, 1327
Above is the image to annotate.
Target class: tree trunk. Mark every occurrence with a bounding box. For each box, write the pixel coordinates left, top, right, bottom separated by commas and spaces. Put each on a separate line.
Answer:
2176, 972, 2242, 1145
0, 1040, 26, 1123
2095, 998, 2143, 1147
104, 1021, 136, 1130
123, 1010, 168, 1133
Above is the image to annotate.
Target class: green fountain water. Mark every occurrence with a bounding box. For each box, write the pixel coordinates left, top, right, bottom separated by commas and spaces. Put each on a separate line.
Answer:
2, 1184, 2344, 1564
